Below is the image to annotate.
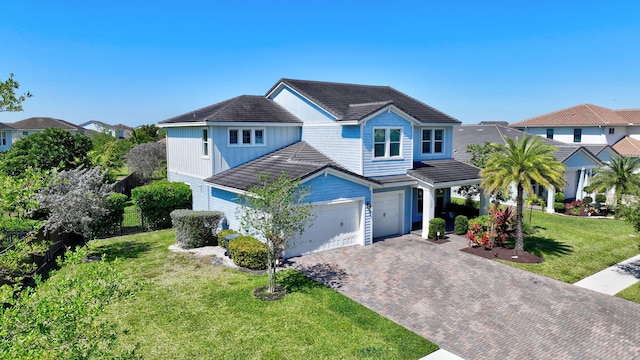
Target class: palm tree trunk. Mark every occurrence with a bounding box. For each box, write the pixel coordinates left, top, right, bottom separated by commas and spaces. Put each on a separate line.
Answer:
515, 184, 525, 254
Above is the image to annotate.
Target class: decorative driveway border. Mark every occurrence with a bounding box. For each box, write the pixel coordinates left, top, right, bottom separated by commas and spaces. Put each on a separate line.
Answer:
289, 234, 640, 359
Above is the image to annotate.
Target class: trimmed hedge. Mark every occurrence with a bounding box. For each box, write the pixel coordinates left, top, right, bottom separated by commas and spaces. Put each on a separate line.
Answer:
583, 196, 593, 205
454, 215, 469, 235
428, 218, 446, 239
170, 210, 223, 249
132, 181, 192, 230
217, 229, 240, 252
554, 192, 565, 203
595, 194, 606, 203
554, 202, 566, 213
228, 235, 267, 270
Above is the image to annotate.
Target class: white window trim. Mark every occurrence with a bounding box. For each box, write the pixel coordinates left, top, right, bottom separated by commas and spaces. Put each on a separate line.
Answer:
228, 127, 266, 147
421, 128, 445, 155
373, 127, 403, 160
201, 128, 210, 159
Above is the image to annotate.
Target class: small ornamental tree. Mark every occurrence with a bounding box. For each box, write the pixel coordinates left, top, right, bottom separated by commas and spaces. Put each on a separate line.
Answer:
126, 142, 166, 183
36, 166, 113, 240
238, 172, 314, 294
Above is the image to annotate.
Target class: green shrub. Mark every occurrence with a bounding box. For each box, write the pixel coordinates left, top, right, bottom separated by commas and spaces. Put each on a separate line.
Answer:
228, 235, 267, 270
217, 229, 240, 251
454, 215, 469, 235
170, 210, 223, 249
132, 181, 192, 230
554, 202, 566, 213
92, 193, 128, 238
0, 217, 42, 231
427, 218, 446, 239
595, 194, 606, 203
583, 196, 593, 205
554, 192, 565, 202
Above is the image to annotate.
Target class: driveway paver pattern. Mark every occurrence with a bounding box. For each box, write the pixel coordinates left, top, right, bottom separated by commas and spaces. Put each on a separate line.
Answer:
289, 234, 640, 359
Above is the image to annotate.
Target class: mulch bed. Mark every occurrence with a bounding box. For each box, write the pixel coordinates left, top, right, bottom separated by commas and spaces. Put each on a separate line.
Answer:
425, 237, 450, 244
461, 245, 544, 264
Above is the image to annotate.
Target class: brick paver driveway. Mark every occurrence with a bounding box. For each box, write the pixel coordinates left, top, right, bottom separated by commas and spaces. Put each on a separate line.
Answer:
289, 234, 640, 359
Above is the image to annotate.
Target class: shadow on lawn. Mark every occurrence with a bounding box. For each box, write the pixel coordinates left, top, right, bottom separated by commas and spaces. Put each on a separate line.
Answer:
89, 241, 152, 261
283, 263, 349, 291
520, 235, 573, 257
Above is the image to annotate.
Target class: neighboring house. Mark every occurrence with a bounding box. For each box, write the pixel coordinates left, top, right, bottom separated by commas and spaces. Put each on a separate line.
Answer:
0, 122, 15, 151
159, 78, 482, 258
79, 120, 133, 138
510, 104, 640, 157
452, 123, 620, 211
0, 117, 87, 150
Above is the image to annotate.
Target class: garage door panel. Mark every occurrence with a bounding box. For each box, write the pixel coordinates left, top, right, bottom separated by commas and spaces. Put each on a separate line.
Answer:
285, 200, 362, 258
373, 192, 403, 238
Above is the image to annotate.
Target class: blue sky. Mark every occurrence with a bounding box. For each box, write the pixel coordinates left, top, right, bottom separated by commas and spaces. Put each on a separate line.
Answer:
2, 1, 639, 127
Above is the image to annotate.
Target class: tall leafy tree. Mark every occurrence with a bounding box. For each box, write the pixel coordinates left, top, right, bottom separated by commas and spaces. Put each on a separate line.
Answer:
0, 128, 92, 176
585, 156, 640, 206
481, 135, 566, 253
238, 172, 314, 293
0, 73, 32, 112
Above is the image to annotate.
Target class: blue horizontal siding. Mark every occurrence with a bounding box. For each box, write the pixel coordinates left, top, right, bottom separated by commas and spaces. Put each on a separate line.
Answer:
413, 126, 454, 161
362, 112, 413, 177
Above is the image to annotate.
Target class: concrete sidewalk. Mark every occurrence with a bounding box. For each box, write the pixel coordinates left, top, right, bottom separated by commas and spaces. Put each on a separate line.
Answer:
574, 253, 640, 295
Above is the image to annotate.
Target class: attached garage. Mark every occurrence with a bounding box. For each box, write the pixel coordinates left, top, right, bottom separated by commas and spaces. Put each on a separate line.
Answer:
285, 199, 364, 258
372, 191, 404, 238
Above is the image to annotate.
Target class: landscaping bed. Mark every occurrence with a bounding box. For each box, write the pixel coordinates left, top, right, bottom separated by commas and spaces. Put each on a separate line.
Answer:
461, 245, 543, 263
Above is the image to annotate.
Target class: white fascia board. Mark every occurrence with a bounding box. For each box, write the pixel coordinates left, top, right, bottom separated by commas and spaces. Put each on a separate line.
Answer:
208, 182, 249, 196
159, 121, 300, 128
359, 105, 422, 126
301, 167, 381, 189
378, 180, 418, 188
407, 174, 481, 189
168, 170, 208, 180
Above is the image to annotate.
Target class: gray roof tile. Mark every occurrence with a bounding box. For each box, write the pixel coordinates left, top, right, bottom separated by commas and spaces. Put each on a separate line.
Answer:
160, 95, 302, 125
205, 141, 378, 191
269, 78, 460, 124
408, 160, 481, 185
10, 117, 82, 130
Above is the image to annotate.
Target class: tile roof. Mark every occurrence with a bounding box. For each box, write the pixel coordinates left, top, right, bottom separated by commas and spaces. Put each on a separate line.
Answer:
10, 117, 82, 130
614, 109, 640, 124
452, 124, 600, 164
0, 122, 14, 130
613, 136, 640, 157
205, 141, 378, 191
159, 95, 302, 125
511, 104, 631, 127
269, 78, 460, 124
408, 160, 481, 185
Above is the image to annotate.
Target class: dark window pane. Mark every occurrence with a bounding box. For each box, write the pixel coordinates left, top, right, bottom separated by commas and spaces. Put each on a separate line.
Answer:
255, 129, 264, 144
242, 129, 251, 144
434, 129, 443, 140
374, 129, 386, 143
229, 130, 238, 144
390, 129, 401, 142
422, 142, 431, 153
374, 143, 385, 157
390, 143, 400, 157
434, 142, 442, 153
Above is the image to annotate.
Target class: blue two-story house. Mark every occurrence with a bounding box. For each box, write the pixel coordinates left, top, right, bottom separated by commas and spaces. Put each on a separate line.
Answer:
159, 79, 481, 258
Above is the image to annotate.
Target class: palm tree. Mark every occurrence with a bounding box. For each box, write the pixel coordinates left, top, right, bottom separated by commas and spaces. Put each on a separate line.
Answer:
586, 156, 640, 206
481, 135, 566, 253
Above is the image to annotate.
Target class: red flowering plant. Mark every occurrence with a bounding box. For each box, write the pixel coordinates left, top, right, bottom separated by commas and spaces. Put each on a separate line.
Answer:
466, 204, 515, 249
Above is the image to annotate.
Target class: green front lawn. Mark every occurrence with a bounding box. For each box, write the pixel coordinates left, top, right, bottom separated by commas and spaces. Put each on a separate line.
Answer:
504, 210, 639, 284
2, 230, 437, 359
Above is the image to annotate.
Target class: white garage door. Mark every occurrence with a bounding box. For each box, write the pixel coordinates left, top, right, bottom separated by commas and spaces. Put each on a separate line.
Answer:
285, 200, 363, 258
373, 191, 403, 238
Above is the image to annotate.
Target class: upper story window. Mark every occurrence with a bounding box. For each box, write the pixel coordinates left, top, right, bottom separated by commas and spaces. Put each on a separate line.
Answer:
202, 128, 210, 157
0, 132, 6, 146
546, 129, 554, 139
22, 131, 28, 136
421, 129, 444, 154
374, 128, 402, 158
229, 128, 265, 146
573, 128, 582, 143
609, 128, 615, 135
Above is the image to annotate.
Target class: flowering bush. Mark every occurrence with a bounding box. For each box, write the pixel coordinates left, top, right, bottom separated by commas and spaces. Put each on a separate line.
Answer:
466, 205, 514, 249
